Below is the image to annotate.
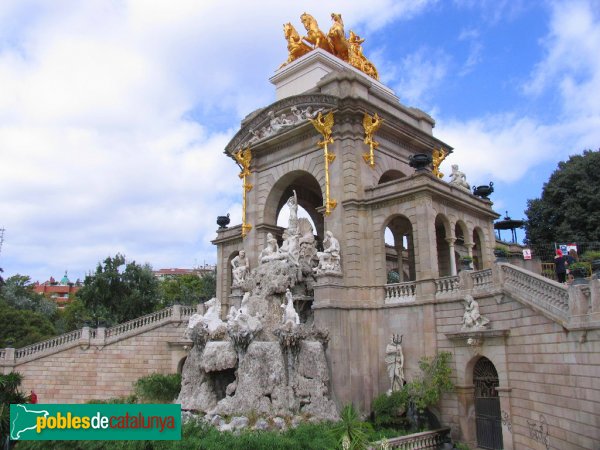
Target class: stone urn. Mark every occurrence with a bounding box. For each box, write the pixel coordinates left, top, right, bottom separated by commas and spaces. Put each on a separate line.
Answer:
460, 257, 473, 271
216, 214, 230, 229
409, 153, 432, 172
473, 182, 494, 199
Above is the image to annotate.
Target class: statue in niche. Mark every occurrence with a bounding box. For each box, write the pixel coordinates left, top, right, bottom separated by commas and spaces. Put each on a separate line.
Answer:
259, 232, 286, 264
385, 334, 405, 394
281, 288, 300, 327
314, 231, 341, 275
231, 250, 249, 286
462, 295, 490, 330
449, 164, 470, 191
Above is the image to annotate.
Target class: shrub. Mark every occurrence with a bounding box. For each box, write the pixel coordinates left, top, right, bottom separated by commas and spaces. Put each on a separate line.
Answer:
134, 373, 181, 403
331, 404, 373, 450
371, 390, 406, 428
581, 250, 600, 262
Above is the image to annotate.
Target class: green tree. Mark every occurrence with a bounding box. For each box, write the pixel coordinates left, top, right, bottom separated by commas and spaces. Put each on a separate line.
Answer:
1, 275, 57, 318
76, 254, 160, 326
159, 272, 216, 307
525, 150, 600, 245
0, 303, 56, 348
1, 372, 29, 446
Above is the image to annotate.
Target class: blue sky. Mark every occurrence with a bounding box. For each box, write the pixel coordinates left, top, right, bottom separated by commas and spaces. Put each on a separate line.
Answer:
0, 0, 599, 282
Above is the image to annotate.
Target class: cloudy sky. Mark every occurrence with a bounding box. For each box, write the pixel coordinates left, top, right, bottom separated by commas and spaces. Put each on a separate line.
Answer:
1, 0, 599, 282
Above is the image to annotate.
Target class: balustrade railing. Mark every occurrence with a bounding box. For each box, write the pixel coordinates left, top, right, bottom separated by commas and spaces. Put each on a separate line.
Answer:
105, 307, 174, 339
15, 330, 82, 359
370, 427, 451, 449
0, 305, 195, 363
471, 268, 493, 290
385, 282, 416, 304
435, 276, 459, 295
501, 264, 569, 321
181, 305, 197, 317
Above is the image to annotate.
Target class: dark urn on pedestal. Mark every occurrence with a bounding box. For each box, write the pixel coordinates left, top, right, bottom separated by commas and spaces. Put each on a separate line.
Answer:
217, 213, 231, 229
409, 153, 433, 172
473, 182, 494, 199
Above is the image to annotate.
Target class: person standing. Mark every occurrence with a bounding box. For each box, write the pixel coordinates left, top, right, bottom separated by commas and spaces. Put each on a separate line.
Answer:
554, 249, 567, 283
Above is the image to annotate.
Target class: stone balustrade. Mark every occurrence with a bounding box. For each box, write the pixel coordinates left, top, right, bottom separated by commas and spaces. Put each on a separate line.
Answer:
14, 330, 82, 359
435, 275, 460, 295
500, 264, 569, 323
0, 304, 199, 366
385, 281, 416, 304
471, 268, 493, 290
370, 427, 451, 449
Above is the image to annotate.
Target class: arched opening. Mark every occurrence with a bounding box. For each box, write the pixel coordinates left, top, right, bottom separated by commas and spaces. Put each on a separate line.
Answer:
473, 357, 503, 450
378, 169, 406, 184
177, 356, 187, 375
264, 170, 324, 239
472, 227, 485, 270
435, 215, 451, 277
384, 215, 415, 282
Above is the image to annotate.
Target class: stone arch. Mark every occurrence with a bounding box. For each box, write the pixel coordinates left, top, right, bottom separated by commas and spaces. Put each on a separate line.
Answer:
472, 226, 486, 270
435, 214, 452, 277
378, 169, 406, 184
263, 170, 324, 238
177, 356, 187, 375
382, 214, 415, 282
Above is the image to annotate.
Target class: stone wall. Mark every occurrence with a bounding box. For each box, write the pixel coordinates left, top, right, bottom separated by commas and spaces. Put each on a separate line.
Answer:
0, 307, 193, 404
435, 290, 600, 450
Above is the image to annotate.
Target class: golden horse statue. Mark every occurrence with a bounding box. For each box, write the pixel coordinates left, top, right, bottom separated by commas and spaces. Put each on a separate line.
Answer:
300, 12, 333, 53
348, 30, 379, 80
327, 13, 349, 61
280, 22, 312, 67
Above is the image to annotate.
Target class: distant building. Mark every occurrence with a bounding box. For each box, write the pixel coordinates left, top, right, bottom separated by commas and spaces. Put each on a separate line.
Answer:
152, 264, 216, 281
34, 271, 81, 307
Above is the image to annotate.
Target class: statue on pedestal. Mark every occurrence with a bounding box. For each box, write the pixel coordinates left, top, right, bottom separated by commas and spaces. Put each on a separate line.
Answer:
385, 334, 405, 394
462, 295, 490, 330
259, 233, 286, 264
231, 250, 249, 286
314, 231, 342, 275
449, 164, 470, 191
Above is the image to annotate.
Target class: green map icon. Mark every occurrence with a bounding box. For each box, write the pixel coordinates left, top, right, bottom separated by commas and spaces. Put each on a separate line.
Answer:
10, 404, 49, 440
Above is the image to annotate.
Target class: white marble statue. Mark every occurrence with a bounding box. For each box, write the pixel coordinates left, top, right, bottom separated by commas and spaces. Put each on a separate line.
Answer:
287, 190, 299, 235
449, 164, 470, 191
231, 250, 250, 286
462, 295, 490, 330
314, 231, 342, 275
280, 231, 300, 266
259, 232, 286, 264
384, 335, 405, 394
281, 288, 300, 327
186, 297, 226, 336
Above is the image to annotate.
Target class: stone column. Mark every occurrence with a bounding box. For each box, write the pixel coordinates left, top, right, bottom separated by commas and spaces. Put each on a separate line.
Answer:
447, 237, 457, 276
496, 386, 514, 450
413, 193, 438, 280
455, 384, 477, 448
396, 243, 404, 282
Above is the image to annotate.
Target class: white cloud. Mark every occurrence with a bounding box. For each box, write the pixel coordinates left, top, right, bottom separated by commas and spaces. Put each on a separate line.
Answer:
391, 48, 451, 106
0, 1, 434, 281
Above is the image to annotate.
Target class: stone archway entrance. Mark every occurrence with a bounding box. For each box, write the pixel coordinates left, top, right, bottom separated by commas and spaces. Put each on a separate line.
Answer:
474, 357, 503, 449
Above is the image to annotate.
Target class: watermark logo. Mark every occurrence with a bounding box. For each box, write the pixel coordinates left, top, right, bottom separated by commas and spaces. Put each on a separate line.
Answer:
10, 404, 181, 440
